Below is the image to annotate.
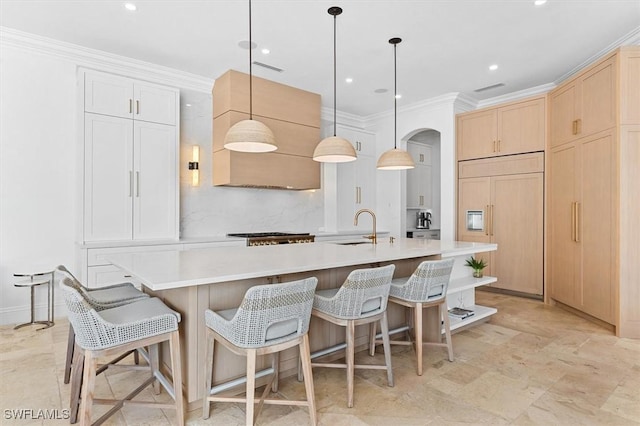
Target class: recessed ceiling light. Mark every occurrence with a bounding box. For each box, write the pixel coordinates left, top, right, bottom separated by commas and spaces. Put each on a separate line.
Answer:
395, 94, 402, 99
374, 88, 388, 94
534, 0, 547, 5
185, 103, 192, 107
489, 64, 499, 71
261, 48, 270, 55
124, 3, 137, 11
345, 78, 353, 83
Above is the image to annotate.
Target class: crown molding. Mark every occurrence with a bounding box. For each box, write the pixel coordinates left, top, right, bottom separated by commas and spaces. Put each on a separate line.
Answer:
554, 26, 640, 85
362, 92, 463, 126
476, 82, 556, 109
320, 107, 366, 128
453, 93, 478, 113
0, 26, 213, 92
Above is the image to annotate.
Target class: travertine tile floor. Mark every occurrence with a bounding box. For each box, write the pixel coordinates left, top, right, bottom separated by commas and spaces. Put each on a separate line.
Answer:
1, 291, 639, 425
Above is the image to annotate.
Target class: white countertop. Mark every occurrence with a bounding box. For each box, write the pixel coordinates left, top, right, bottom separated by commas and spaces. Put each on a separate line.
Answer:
107, 239, 496, 291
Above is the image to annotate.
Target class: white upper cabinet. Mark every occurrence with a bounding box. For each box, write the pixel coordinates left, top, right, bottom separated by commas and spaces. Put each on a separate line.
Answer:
81, 69, 179, 243
84, 71, 177, 125
406, 142, 432, 209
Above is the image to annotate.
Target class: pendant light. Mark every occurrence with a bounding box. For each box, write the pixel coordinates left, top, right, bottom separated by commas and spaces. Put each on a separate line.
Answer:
377, 37, 415, 170
312, 6, 357, 163
223, 0, 277, 153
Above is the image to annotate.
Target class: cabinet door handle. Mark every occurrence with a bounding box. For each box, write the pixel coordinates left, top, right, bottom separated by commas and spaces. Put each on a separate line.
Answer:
493, 140, 496, 152
355, 186, 358, 203
419, 153, 424, 162
136, 171, 140, 197
129, 99, 133, 114
571, 202, 576, 242
572, 120, 578, 135
575, 202, 581, 242
129, 171, 133, 197
136, 100, 140, 115
485, 205, 489, 236
490, 204, 495, 236
497, 140, 501, 152
576, 119, 581, 135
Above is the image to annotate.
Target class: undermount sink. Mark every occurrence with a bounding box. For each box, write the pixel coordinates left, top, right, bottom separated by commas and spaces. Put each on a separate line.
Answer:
333, 241, 371, 246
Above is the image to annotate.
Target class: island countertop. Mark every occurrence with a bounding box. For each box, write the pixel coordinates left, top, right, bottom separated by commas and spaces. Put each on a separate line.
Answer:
107, 238, 497, 291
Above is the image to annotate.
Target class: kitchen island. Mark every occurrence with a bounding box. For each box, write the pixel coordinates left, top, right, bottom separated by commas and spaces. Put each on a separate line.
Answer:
108, 238, 497, 408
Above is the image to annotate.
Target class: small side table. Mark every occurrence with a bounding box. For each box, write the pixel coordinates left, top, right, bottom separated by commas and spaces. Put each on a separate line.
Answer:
14, 270, 55, 330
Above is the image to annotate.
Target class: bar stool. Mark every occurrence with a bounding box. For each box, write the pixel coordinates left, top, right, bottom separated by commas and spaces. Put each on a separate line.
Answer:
203, 277, 318, 426
309, 264, 395, 408
60, 277, 184, 426
13, 268, 55, 330
371, 258, 455, 376
55, 265, 149, 385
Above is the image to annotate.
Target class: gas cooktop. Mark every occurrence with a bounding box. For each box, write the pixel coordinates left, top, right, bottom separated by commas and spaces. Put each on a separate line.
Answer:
227, 232, 310, 238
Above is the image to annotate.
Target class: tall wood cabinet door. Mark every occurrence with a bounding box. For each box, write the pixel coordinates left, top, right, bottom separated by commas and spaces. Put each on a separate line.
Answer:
497, 98, 545, 155
579, 131, 616, 323
549, 81, 579, 148
490, 173, 544, 295
549, 143, 579, 306
132, 122, 178, 240
84, 114, 133, 241
457, 177, 492, 274
133, 83, 178, 125
457, 110, 497, 160
84, 72, 134, 119
580, 58, 616, 137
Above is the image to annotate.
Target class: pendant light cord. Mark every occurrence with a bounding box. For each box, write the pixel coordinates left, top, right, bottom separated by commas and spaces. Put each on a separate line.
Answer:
249, 0, 253, 120
394, 42, 397, 149
333, 12, 337, 137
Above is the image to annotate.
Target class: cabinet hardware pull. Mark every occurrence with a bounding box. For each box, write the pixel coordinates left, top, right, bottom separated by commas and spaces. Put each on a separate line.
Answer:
490, 205, 495, 236
576, 119, 581, 135
497, 140, 501, 152
129, 99, 133, 114
572, 202, 575, 242
419, 154, 424, 162
575, 202, 581, 242
129, 171, 133, 197
572, 120, 577, 135
493, 140, 496, 152
136, 100, 140, 114
136, 171, 140, 197
485, 205, 489, 236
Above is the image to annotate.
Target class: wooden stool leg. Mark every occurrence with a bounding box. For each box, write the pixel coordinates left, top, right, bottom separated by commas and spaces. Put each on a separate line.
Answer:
69, 344, 84, 424
246, 349, 257, 426
346, 320, 355, 408
149, 343, 161, 395
64, 324, 75, 384
299, 334, 317, 426
441, 303, 454, 362
368, 322, 376, 356
169, 331, 185, 426
271, 352, 280, 393
297, 354, 303, 382
79, 351, 97, 426
415, 302, 423, 376
203, 330, 214, 419
380, 312, 394, 387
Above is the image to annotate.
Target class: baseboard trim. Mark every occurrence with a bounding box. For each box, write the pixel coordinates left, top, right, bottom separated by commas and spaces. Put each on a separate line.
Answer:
0, 303, 67, 327
477, 286, 543, 301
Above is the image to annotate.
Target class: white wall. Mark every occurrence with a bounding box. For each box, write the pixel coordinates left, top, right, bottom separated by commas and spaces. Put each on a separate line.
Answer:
0, 45, 78, 324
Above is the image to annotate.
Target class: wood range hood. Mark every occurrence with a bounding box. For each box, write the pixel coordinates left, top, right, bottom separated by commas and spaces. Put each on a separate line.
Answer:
212, 70, 321, 190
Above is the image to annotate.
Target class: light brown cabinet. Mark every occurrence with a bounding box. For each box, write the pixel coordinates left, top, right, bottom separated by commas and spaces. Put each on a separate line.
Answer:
457, 153, 544, 296
549, 56, 616, 148
212, 70, 321, 190
548, 46, 640, 337
457, 96, 545, 161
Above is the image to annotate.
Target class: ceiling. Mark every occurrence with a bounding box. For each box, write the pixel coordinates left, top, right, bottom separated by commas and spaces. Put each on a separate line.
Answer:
1, 0, 639, 117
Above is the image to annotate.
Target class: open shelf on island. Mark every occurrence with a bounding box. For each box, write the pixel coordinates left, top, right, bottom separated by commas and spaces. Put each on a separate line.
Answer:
448, 304, 497, 331
448, 275, 497, 294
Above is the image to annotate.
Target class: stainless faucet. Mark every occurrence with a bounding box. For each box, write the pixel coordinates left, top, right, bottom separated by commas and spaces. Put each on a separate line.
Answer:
354, 209, 377, 244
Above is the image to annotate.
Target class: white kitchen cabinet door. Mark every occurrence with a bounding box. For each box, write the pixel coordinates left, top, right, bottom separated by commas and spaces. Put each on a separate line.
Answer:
407, 163, 432, 209
84, 71, 134, 119
133, 83, 178, 125
133, 122, 178, 240
408, 142, 431, 165
84, 113, 134, 241
336, 155, 376, 230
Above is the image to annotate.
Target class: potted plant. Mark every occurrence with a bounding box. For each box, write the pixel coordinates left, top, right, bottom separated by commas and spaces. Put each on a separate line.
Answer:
465, 256, 487, 278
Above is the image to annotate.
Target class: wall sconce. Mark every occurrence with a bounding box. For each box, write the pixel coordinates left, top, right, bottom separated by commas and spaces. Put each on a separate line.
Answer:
189, 145, 200, 186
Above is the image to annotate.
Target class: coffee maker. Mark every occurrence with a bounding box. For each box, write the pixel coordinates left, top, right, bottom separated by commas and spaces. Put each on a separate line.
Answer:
416, 211, 432, 229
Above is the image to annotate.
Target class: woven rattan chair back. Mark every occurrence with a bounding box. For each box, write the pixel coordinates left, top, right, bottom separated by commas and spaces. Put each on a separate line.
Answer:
205, 277, 318, 349
390, 258, 455, 302
314, 264, 395, 319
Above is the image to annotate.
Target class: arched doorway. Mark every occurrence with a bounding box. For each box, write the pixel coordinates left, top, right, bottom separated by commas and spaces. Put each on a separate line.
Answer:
404, 129, 441, 238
